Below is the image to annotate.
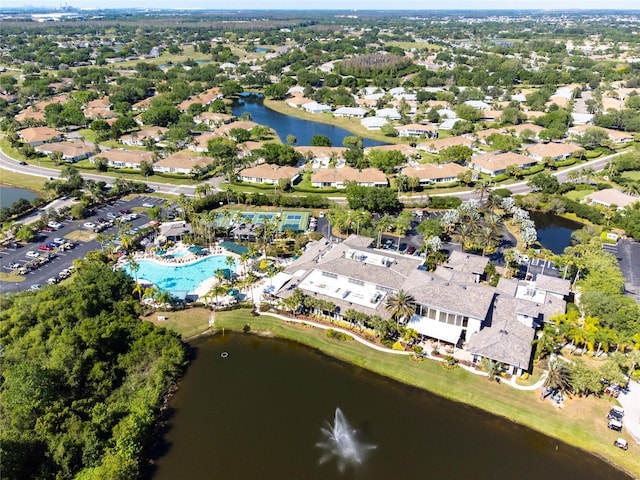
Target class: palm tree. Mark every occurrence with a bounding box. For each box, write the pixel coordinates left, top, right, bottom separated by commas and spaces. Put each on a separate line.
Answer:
208, 283, 227, 310
481, 358, 503, 382
544, 359, 572, 396
225, 255, 236, 286
385, 290, 416, 323
452, 223, 475, 251
474, 181, 492, 204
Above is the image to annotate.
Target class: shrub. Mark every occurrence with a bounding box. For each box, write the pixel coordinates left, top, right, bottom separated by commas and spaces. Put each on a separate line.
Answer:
242, 323, 251, 333
326, 329, 350, 341
392, 340, 404, 351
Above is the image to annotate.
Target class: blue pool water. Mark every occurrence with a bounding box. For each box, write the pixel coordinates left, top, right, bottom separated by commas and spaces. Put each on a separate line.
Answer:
124, 255, 236, 298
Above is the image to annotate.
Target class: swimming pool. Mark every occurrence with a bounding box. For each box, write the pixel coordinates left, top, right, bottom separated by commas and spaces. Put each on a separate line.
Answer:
124, 255, 236, 298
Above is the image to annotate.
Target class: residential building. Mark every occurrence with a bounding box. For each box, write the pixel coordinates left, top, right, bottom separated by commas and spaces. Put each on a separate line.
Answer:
417, 136, 474, 154
35, 141, 94, 162
334, 106, 368, 118
302, 101, 332, 114
586, 189, 639, 210
375, 108, 401, 120
364, 144, 421, 159
310, 166, 387, 188
120, 126, 168, 147
401, 163, 468, 185
395, 123, 437, 138
18, 126, 62, 146
526, 142, 581, 161
93, 149, 155, 169
153, 151, 210, 175
469, 152, 537, 176
361, 117, 388, 130
568, 125, 635, 144
238, 164, 301, 185
215, 120, 259, 137
285, 95, 312, 109
158, 221, 193, 243
193, 112, 234, 127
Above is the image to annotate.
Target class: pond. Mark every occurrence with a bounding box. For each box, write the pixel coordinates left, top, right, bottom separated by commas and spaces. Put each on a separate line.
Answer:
231, 93, 387, 148
0, 185, 39, 210
150, 333, 628, 480
530, 211, 583, 255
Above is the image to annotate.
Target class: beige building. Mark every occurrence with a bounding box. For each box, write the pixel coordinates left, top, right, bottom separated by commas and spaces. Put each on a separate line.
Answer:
238, 164, 301, 185
311, 166, 387, 188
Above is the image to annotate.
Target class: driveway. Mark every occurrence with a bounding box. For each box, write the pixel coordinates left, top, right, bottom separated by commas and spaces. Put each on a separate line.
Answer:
617, 380, 640, 444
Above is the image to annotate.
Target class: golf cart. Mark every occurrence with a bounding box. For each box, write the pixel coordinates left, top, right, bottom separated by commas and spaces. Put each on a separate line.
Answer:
613, 438, 628, 451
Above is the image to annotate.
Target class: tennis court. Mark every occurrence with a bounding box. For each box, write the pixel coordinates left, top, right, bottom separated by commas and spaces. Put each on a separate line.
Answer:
280, 211, 310, 232
213, 210, 309, 233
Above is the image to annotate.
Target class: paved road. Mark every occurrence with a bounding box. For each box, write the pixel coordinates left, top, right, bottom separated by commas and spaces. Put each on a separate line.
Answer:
617, 381, 640, 444
0, 144, 201, 197
400, 150, 628, 203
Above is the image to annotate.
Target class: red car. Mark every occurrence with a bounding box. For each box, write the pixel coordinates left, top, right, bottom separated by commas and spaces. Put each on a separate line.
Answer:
41, 226, 54, 232
38, 244, 54, 251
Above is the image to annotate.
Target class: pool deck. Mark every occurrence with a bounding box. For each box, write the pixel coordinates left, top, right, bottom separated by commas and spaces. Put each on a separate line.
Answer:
123, 243, 243, 299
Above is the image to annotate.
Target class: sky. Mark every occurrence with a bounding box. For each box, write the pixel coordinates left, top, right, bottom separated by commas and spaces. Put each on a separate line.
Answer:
4, 0, 640, 10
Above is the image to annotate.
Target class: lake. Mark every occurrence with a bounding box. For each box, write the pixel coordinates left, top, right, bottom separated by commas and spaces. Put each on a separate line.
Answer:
150, 333, 628, 480
231, 93, 387, 148
0, 185, 39, 210
530, 211, 582, 255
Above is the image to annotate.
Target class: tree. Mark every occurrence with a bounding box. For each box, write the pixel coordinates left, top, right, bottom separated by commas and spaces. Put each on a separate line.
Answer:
544, 359, 572, 396
527, 172, 559, 194
481, 358, 504, 382
385, 290, 416, 323
311, 134, 332, 147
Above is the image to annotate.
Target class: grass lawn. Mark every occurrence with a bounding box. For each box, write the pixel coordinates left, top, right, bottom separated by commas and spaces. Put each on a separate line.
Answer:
144, 307, 212, 339
0, 271, 26, 283
64, 229, 96, 242
564, 189, 596, 202
622, 171, 640, 181
210, 308, 640, 477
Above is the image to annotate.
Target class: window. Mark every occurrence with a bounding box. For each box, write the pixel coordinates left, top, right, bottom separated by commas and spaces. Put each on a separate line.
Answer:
322, 271, 338, 279
348, 278, 364, 286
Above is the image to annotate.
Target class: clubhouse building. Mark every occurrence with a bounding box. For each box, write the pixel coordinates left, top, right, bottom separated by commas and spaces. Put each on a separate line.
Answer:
273, 235, 569, 376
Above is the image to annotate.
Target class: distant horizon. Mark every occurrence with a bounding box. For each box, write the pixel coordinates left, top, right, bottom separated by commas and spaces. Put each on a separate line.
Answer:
2, 2, 640, 12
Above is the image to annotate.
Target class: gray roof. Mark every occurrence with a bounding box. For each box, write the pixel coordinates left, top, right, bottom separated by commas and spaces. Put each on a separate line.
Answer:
466, 296, 536, 369
432, 265, 481, 286
342, 234, 375, 249
534, 274, 571, 296
495, 277, 519, 296
159, 221, 192, 237
402, 270, 495, 320
444, 251, 490, 275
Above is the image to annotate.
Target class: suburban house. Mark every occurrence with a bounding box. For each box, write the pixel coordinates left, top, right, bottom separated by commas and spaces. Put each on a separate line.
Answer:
503, 123, 544, 140
586, 188, 639, 210
93, 149, 155, 169
361, 117, 388, 130
188, 132, 217, 153
469, 152, 538, 176
470, 128, 502, 144
237, 164, 301, 185
215, 120, 259, 137
131, 97, 154, 112
285, 95, 312, 109
18, 126, 62, 146
375, 108, 401, 120
568, 125, 635, 144
295, 146, 347, 165
302, 101, 332, 114
395, 123, 437, 138
310, 166, 387, 188
177, 87, 222, 112
401, 163, 468, 185
417, 136, 474, 154
464, 100, 492, 111
120, 126, 168, 147
35, 141, 94, 163
333, 106, 368, 118
526, 142, 581, 161
153, 151, 210, 175
83, 108, 117, 120
15, 108, 46, 124
193, 112, 234, 128
364, 144, 421, 160
273, 236, 568, 376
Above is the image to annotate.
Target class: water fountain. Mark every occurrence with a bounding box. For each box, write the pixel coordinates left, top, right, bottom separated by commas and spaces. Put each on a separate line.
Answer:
316, 408, 376, 473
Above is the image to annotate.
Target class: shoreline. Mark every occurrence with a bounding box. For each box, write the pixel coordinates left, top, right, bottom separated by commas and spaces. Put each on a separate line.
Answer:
196, 309, 639, 478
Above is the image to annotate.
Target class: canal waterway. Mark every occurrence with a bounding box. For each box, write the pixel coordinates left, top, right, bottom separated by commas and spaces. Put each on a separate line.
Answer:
231, 93, 387, 148
0, 185, 39, 210
151, 333, 628, 480
530, 211, 583, 255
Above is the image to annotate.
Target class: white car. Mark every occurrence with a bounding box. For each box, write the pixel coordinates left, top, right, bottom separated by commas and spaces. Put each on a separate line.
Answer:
142, 202, 154, 208
83, 222, 96, 229
48, 221, 63, 229
26, 251, 40, 258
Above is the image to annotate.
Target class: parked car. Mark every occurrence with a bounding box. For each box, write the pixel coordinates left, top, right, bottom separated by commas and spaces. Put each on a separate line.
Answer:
142, 202, 154, 208
608, 419, 623, 432
106, 212, 118, 220
29, 283, 42, 291
83, 222, 96, 229
38, 244, 53, 251
41, 226, 54, 232
614, 438, 628, 451
406, 245, 416, 255
26, 251, 40, 258
607, 406, 624, 422
7, 241, 21, 249
48, 221, 63, 229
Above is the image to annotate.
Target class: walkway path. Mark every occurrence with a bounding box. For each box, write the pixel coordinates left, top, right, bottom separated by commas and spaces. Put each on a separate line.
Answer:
256, 310, 549, 391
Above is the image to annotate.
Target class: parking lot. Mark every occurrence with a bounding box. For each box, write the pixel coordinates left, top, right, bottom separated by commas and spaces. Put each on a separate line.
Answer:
0, 195, 165, 294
